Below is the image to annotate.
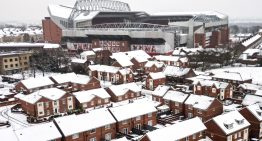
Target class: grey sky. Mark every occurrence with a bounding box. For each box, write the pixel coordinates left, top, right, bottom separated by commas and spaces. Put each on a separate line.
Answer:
0, 0, 261, 24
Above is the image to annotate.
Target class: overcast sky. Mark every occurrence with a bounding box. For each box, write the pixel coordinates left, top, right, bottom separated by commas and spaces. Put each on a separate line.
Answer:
0, 0, 261, 24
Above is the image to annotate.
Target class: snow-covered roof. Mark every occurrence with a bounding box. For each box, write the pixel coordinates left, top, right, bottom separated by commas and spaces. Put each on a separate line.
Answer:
109, 82, 141, 96
19, 88, 66, 104
185, 95, 215, 110
88, 65, 120, 73
238, 83, 262, 91
54, 108, 116, 136
80, 51, 95, 57
20, 77, 53, 90
149, 72, 166, 80
152, 85, 170, 97
119, 68, 133, 75
70, 74, 93, 85
242, 94, 262, 106
163, 90, 189, 103
109, 102, 157, 121
15, 122, 62, 141
246, 103, 262, 121
193, 79, 229, 89
71, 58, 87, 64
212, 71, 252, 82
48, 4, 72, 19
145, 61, 165, 68
111, 53, 134, 67
51, 73, 77, 84
213, 111, 250, 135
242, 49, 261, 56
73, 88, 110, 103
154, 55, 180, 62
112, 50, 151, 63
145, 117, 206, 141
242, 34, 262, 47
163, 66, 191, 77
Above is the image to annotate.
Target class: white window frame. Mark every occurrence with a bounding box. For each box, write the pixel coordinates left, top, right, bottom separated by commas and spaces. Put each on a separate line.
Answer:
72, 133, 79, 139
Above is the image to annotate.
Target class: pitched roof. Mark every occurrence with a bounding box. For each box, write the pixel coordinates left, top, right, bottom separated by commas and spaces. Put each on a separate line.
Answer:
19, 88, 66, 104
109, 82, 141, 96
73, 88, 110, 103
246, 103, 262, 121
163, 90, 189, 103
109, 102, 157, 121
54, 108, 116, 136
185, 95, 215, 110
212, 111, 250, 135
154, 55, 180, 62
152, 85, 170, 97
145, 61, 165, 68
212, 71, 252, 81
15, 122, 62, 141
242, 94, 262, 106
88, 65, 120, 73
145, 117, 206, 141
149, 72, 166, 80
20, 77, 54, 89
163, 66, 192, 77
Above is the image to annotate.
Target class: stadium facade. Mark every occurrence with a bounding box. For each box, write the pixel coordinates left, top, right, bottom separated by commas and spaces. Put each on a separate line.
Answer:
43, 0, 229, 55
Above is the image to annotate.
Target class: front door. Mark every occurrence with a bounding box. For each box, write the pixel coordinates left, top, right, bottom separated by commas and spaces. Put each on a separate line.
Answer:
105, 133, 111, 140
123, 128, 128, 134
149, 79, 154, 90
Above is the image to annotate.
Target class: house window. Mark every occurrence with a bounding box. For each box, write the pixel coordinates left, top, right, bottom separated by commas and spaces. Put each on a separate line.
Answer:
136, 93, 140, 97
68, 97, 72, 101
38, 103, 42, 107
131, 93, 134, 97
83, 103, 87, 108
234, 133, 237, 139
188, 105, 193, 110
125, 94, 128, 99
197, 110, 202, 114
10, 59, 13, 62
105, 133, 111, 140
199, 131, 202, 137
212, 88, 216, 93
4, 59, 7, 62
97, 99, 101, 104
15, 58, 18, 61
197, 86, 201, 90
62, 99, 66, 105
185, 137, 189, 141
175, 109, 179, 114
188, 113, 193, 118
89, 137, 96, 141
136, 116, 141, 121
91, 101, 94, 106
5, 65, 8, 68
46, 110, 50, 116
105, 124, 110, 130
90, 129, 96, 134
227, 135, 232, 141
148, 113, 152, 117
15, 64, 18, 67
104, 98, 109, 103
175, 102, 179, 106
54, 101, 57, 106
10, 64, 13, 67
118, 96, 122, 101
45, 102, 49, 108
193, 134, 196, 139
238, 132, 241, 137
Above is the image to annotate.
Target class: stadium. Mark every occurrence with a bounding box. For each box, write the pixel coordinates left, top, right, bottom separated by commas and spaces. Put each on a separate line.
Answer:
43, 0, 229, 55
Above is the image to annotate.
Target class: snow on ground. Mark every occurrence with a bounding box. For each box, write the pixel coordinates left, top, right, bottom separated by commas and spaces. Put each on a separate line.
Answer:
0, 105, 31, 130
2, 70, 61, 80
208, 67, 262, 85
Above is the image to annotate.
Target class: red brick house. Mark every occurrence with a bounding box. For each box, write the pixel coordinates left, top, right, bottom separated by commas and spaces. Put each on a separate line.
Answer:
107, 82, 141, 102
18, 88, 75, 118
109, 102, 157, 135
238, 83, 262, 94
145, 72, 166, 90
73, 88, 111, 110
154, 55, 189, 67
80, 51, 96, 61
15, 122, 62, 141
111, 54, 134, 68
193, 80, 233, 100
54, 109, 117, 141
140, 117, 206, 141
205, 111, 250, 141
151, 85, 170, 104
70, 75, 101, 91
163, 90, 190, 114
163, 66, 196, 84
144, 61, 165, 74
239, 103, 262, 140
184, 95, 223, 122
212, 71, 252, 88
88, 65, 133, 84
15, 77, 55, 94
50, 73, 101, 92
